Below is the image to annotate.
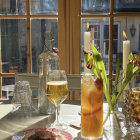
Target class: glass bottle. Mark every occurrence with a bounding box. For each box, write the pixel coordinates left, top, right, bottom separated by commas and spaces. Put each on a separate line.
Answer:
38, 32, 60, 115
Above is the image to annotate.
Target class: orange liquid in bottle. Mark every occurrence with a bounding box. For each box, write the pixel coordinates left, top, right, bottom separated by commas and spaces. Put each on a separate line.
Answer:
81, 75, 103, 138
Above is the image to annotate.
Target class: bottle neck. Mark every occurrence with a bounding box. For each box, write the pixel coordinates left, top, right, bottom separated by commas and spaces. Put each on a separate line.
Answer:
44, 40, 53, 52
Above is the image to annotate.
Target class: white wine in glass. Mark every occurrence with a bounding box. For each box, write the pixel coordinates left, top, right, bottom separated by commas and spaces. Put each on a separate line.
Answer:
45, 70, 69, 130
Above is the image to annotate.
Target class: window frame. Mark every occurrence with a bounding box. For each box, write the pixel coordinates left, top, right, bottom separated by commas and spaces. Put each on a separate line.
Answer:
0, 0, 67, 98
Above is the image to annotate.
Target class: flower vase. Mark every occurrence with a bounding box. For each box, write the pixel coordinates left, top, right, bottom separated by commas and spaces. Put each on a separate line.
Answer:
103, 101, 126, 138
103, 110, 125, 131
103, 111, 127, 139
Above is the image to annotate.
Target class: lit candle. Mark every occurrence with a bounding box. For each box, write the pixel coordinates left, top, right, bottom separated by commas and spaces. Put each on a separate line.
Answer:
123, 31, 130, 90
84, 23, 91, 73
84, 23, 91, 51
123, 40, 130, 71
123, 31, 130, 71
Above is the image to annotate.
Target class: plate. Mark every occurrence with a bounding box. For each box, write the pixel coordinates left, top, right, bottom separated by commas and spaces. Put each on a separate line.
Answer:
12, 128, 73, 140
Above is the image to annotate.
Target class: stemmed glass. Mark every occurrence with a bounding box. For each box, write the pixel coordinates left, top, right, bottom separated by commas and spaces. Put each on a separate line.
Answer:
45, 70, 69, 130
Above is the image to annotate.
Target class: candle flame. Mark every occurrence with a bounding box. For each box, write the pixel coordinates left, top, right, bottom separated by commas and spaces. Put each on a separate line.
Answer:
123, 31, 127, 40
86, 22, 89, 31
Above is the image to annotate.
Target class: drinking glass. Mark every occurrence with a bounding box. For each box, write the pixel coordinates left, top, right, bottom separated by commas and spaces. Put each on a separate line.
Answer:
45, 70, 69, 130
12, 81, 32, 113
81, 74, 103, 139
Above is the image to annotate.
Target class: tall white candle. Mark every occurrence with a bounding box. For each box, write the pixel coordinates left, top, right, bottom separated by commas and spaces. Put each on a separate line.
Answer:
123, 40, 130, 71
84, 32, 91, 51
84, 31, 91, 73
123, 40, 130, 90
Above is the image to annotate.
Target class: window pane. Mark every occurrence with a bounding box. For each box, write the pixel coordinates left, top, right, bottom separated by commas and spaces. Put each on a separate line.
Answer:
31, 18, 58, 73
104, 25, 109, 39
1, 19, 27, 73
81, 18, 109, 74
113, 17, 140, 73
114, 0, 140, 12
81, 0, 110, 14
0, 0, 26, 15
30, 0, 58, 15
2, 77, 15, 99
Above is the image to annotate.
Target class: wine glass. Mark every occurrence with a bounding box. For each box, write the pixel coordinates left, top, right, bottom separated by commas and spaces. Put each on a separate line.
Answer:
45, 70, 69, 130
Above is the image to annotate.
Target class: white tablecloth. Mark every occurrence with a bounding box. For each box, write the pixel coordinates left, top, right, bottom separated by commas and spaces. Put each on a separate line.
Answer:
0, 104, 14, 119
0, 104, 81, 140
0, 103, 132, 140
60, 104, 81, 139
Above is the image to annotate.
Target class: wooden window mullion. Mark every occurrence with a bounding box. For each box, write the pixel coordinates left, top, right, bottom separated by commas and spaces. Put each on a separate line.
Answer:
109, 0, 114, 94
26, 0, 31, 73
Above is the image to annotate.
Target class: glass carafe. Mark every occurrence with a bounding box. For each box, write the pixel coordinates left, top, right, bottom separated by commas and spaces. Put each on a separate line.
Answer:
38, 32, 60, 115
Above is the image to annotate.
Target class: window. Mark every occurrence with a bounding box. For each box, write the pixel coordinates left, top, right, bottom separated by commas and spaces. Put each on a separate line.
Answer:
82, 0, 110, 14
114, 0, 140, 12
31, 18, 58, 73
81, 20, 120, 74
1, 19, 27, 74
81, 18, 110, 74
0, 0, 140, 100
0, 0, 61, 99
103, 23, 120, 73
81, 0, 140, 94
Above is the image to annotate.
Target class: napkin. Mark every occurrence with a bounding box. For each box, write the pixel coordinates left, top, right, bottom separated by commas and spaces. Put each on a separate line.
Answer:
0, 104, 14, 119
70, 121, 81, 129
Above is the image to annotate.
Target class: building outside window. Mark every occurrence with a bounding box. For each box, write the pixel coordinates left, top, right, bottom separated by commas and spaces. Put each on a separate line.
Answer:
81, 20, 120, 74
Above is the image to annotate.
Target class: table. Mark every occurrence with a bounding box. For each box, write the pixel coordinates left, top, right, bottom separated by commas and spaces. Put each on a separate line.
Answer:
0, 102, 136, 140
0, 102, 81, 140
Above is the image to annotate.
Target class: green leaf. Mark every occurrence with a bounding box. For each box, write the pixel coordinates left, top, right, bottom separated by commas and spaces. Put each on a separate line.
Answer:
112, 53, 139, 105
126, 63, 134, 78
90, 45, 107, 83
128, 53, 133, 61
84, 51, 91, 64
114, 66, 139, 105
90, 44, 113, 109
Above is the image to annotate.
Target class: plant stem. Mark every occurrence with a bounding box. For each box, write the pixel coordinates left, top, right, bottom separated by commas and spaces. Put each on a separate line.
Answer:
112, 66, 139, 106
112, 109, 121, 130
104, 106, 121, 130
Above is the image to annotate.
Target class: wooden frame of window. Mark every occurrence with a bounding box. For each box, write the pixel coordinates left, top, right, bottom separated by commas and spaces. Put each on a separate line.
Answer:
0, 0, 140, 98
0, 0, 61, 98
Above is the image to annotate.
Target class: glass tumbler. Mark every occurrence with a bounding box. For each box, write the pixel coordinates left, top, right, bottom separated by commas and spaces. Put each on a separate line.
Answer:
81, 74, 103, 139
12, 81, 32, 113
